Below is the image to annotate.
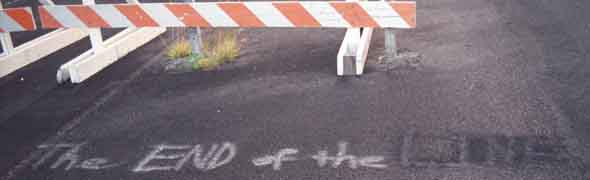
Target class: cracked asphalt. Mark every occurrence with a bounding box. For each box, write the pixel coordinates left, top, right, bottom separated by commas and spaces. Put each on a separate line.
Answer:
2, 0, 590, 179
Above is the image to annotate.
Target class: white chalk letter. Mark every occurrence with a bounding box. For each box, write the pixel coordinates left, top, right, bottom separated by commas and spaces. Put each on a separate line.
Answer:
50, 143, 85, 170
133, 144, 193, 172
252, 148, 299, 170
310, 150, 332, 168
192, 144, 218, 170
358, 156, 388, 169
206, 142, 237, 170
78, 158, 120, 170
33, 144, 76, 169
311, 142, 358, 169
333, 142, 358, 169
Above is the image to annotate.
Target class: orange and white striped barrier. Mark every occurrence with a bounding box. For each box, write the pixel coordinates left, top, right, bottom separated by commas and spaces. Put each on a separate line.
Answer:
2, 0, 415, 81
0, 7, 36, 32
38, 1, 415, 29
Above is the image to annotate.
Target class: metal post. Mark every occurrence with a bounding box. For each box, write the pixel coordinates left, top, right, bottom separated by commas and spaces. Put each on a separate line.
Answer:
185, 0, 202, 54
383, 0, 398, 58
0, 0, 14, 56
188, 27, 203, 55
384, 30, 397, 58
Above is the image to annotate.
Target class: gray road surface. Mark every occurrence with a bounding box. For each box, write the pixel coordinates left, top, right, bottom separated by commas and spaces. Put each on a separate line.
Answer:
2, 0, 590, 179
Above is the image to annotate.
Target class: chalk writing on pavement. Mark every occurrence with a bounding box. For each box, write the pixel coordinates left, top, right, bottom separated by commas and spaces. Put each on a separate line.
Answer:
31, 134, 573, 173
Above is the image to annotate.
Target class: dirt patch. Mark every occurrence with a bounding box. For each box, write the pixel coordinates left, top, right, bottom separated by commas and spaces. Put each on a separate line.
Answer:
150, 28, 423, 77
371, 48, 423, 72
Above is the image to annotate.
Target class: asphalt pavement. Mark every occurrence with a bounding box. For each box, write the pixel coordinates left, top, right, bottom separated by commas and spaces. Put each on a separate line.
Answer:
1, 0, 590, 179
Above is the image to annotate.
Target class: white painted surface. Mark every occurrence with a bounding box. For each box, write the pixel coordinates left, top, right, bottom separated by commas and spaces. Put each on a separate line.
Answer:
57, 27, 165, 83
82, 0, 95, 6
141, 4, 184, 27
38, 0, 56, 6
40, 1, 415, 28
0, 12, 25, 32
0, 0, 9, 51
45, 6, 87, 28
87, 29, 104, 52
0, 29, 88, 78
1, 2, 34, 32
300, 2, 350, 27
336, 27, 373, 76
56, 0, 166, 84
336, 0, 372, 76
336, 30, 347, 76
245, 2, 293, 27
84, 0, 104, 53
360, 2, 410, 28
0, 33, 13, 56
92, 5, 135, 27
355, 28, 373, 75
193, 3, 238, 27
336, 28, 360, 76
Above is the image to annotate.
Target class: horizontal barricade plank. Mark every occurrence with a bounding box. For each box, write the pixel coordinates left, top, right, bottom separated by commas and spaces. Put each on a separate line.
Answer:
39, 1, 415, 29
0, 7, 36, 32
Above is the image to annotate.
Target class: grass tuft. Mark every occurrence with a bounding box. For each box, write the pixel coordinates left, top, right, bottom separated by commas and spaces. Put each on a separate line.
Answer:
166, 39, 193, 60
194, 30, 240, 71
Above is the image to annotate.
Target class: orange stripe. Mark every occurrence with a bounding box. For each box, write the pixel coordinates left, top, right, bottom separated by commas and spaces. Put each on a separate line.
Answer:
38, 7, 63, 29
272, 2, 320, 27
390, 2, 416, 28
330, 2, 378, 27
5, 8, 35, 30
164, 3, 210, 27
114, 4, 158, 27
67, 6, 110, 28
218, 3, 265, 27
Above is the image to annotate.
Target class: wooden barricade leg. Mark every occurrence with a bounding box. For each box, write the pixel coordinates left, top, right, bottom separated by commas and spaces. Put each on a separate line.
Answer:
57, 0, 166, 83
0, 0, 13, 57
337, 28, 374, 76
336, 0, 374, 76
0, 0, 89, 78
